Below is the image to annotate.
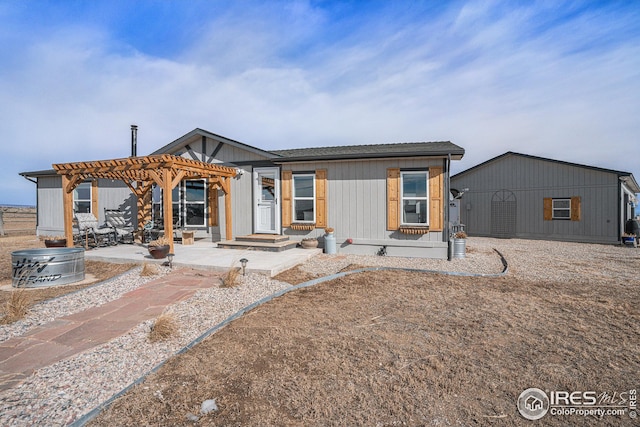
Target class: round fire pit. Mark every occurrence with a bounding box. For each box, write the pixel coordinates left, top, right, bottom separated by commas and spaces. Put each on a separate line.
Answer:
11, 248, 85, 288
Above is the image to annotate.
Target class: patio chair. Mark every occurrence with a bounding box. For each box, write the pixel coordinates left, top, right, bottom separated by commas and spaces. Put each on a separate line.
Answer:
75, 212, 115, 248
104, 209, 134, 244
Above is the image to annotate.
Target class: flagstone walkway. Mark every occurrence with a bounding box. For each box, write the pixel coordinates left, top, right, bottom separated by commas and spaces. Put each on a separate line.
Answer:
0, 270, 217, 391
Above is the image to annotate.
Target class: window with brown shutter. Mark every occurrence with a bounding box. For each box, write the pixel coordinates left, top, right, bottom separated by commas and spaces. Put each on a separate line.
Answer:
282, 169, 327, 229
388, 167, 442, 232
544, 197, 581, 221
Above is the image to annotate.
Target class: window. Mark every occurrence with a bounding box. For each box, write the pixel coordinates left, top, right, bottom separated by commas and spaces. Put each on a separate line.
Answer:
544, 196, 581, 221
401, 171, 429, 225
552, 198, 571, 219
293, 174, 315, 222
151, 180, 205, 227
73, 181, 92, 214
184, 180, 206, 226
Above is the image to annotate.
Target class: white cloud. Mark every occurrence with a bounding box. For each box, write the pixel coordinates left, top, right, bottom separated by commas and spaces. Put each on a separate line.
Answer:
1, 1, 639, 205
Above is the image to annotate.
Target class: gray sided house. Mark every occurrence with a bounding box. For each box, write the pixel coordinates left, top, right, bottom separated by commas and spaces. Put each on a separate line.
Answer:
450, 152, 639, 244
21, 128, 465, 259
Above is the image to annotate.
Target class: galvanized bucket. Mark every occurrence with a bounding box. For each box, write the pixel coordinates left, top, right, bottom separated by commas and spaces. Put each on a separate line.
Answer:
11, 248, 85, 288
452, 238, 466, 259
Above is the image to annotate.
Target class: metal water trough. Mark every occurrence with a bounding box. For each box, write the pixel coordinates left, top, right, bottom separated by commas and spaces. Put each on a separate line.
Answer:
11, 248, 85, 288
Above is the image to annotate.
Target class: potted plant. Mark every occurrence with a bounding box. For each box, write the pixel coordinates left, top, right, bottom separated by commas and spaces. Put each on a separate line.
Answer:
452, 231, 467, 259
148, 235, 171, 259
301, 237, 319, 249
43, 235, 67, 248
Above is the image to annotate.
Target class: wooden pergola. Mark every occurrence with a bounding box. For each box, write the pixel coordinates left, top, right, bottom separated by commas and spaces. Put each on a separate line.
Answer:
53, 154, 237, 252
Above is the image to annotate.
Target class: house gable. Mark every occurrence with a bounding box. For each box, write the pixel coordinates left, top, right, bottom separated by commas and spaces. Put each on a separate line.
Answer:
151, 128, 279, 164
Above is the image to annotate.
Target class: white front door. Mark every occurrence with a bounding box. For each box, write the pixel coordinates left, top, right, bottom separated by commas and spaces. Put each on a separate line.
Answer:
254, 167, 280, 234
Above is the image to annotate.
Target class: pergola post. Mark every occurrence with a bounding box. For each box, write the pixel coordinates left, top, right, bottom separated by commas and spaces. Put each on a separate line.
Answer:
162, 168, 174, 253
61, 174, 74, 247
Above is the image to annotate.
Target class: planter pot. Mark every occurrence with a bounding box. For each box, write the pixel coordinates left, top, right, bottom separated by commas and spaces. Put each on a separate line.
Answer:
452, 238, 466, 259
148, 245, 170, 259
45, 239, 67, 248
301, 239, 319, 249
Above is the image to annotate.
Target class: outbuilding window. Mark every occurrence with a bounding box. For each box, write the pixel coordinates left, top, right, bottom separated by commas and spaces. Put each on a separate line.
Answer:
552, 198, 571, 219
543, 196, 581, 221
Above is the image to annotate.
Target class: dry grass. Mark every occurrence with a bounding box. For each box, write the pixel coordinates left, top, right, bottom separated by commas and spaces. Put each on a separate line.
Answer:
140, 263, 160, 277
0, 289, 31, 324
92, 265, 639, 426
148, 311, 179, 343
220, 265, 241, 288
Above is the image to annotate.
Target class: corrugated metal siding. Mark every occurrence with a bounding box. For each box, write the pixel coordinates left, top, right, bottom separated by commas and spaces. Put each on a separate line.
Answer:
36, 176, 64, 234
281, 158, 445, 243
451, 154, 620, 243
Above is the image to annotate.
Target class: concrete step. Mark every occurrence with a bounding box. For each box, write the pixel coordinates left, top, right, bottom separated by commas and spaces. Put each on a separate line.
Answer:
235, 234, 290, 244
217, 239, 298, 252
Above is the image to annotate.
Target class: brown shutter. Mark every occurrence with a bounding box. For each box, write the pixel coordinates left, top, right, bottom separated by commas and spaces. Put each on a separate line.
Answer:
570, 196, 581, 221
315, 169, 327, 228
387, 168, 400, 230
429, 167, 443, 231
281, 170, 292, 227
543, 198, 552, 220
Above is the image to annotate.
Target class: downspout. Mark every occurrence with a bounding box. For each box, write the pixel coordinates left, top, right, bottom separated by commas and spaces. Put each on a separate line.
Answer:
445, 154, 451, 260
617, 176, 622, 243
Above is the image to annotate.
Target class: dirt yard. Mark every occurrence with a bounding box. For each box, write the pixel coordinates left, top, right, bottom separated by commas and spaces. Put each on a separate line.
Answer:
0, 235, 134, 321
91, 244, 639, 426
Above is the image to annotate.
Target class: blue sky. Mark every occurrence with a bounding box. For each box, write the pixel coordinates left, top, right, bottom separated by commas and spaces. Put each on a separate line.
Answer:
1, 0, 639, 205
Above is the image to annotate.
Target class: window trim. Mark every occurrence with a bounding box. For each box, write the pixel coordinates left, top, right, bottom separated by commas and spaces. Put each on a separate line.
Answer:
400, 170, 429, 226
292, 173, 316, 223
552, 198, 571, 220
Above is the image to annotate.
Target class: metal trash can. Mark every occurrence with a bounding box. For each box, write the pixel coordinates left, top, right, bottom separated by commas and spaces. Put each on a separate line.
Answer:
452, 238, 466, 259
324, 233, 336, 254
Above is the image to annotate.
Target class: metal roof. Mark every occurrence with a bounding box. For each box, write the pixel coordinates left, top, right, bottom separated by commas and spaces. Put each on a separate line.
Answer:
272, 141, 464, 162
452, 151, 640, 193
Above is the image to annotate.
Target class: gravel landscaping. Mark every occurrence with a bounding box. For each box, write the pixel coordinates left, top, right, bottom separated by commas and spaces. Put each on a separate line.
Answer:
0, 237, 637, 426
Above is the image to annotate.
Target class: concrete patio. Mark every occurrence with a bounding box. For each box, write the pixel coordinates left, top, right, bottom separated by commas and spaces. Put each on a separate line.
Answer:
83, 239, 322, 276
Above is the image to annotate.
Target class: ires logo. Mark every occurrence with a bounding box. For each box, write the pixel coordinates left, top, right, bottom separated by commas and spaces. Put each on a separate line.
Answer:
518, 388, 636, 420
550, 391, 597, 406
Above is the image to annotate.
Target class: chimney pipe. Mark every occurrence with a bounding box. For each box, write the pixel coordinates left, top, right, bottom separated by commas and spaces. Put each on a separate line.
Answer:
130, 124, 138, 157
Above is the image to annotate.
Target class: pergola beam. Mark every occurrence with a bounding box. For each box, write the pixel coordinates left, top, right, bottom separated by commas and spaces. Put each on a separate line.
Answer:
53, 154, 237, 252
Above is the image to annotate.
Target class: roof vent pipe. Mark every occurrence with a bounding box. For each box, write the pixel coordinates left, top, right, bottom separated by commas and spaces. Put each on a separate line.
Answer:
130, 124, 138, 157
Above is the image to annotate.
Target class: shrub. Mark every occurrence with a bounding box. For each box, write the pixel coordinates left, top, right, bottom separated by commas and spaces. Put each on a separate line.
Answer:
148, 311, 178, 342
0, 290, 31, 324
220, 266, 241, 288
140, 263, 161, 277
